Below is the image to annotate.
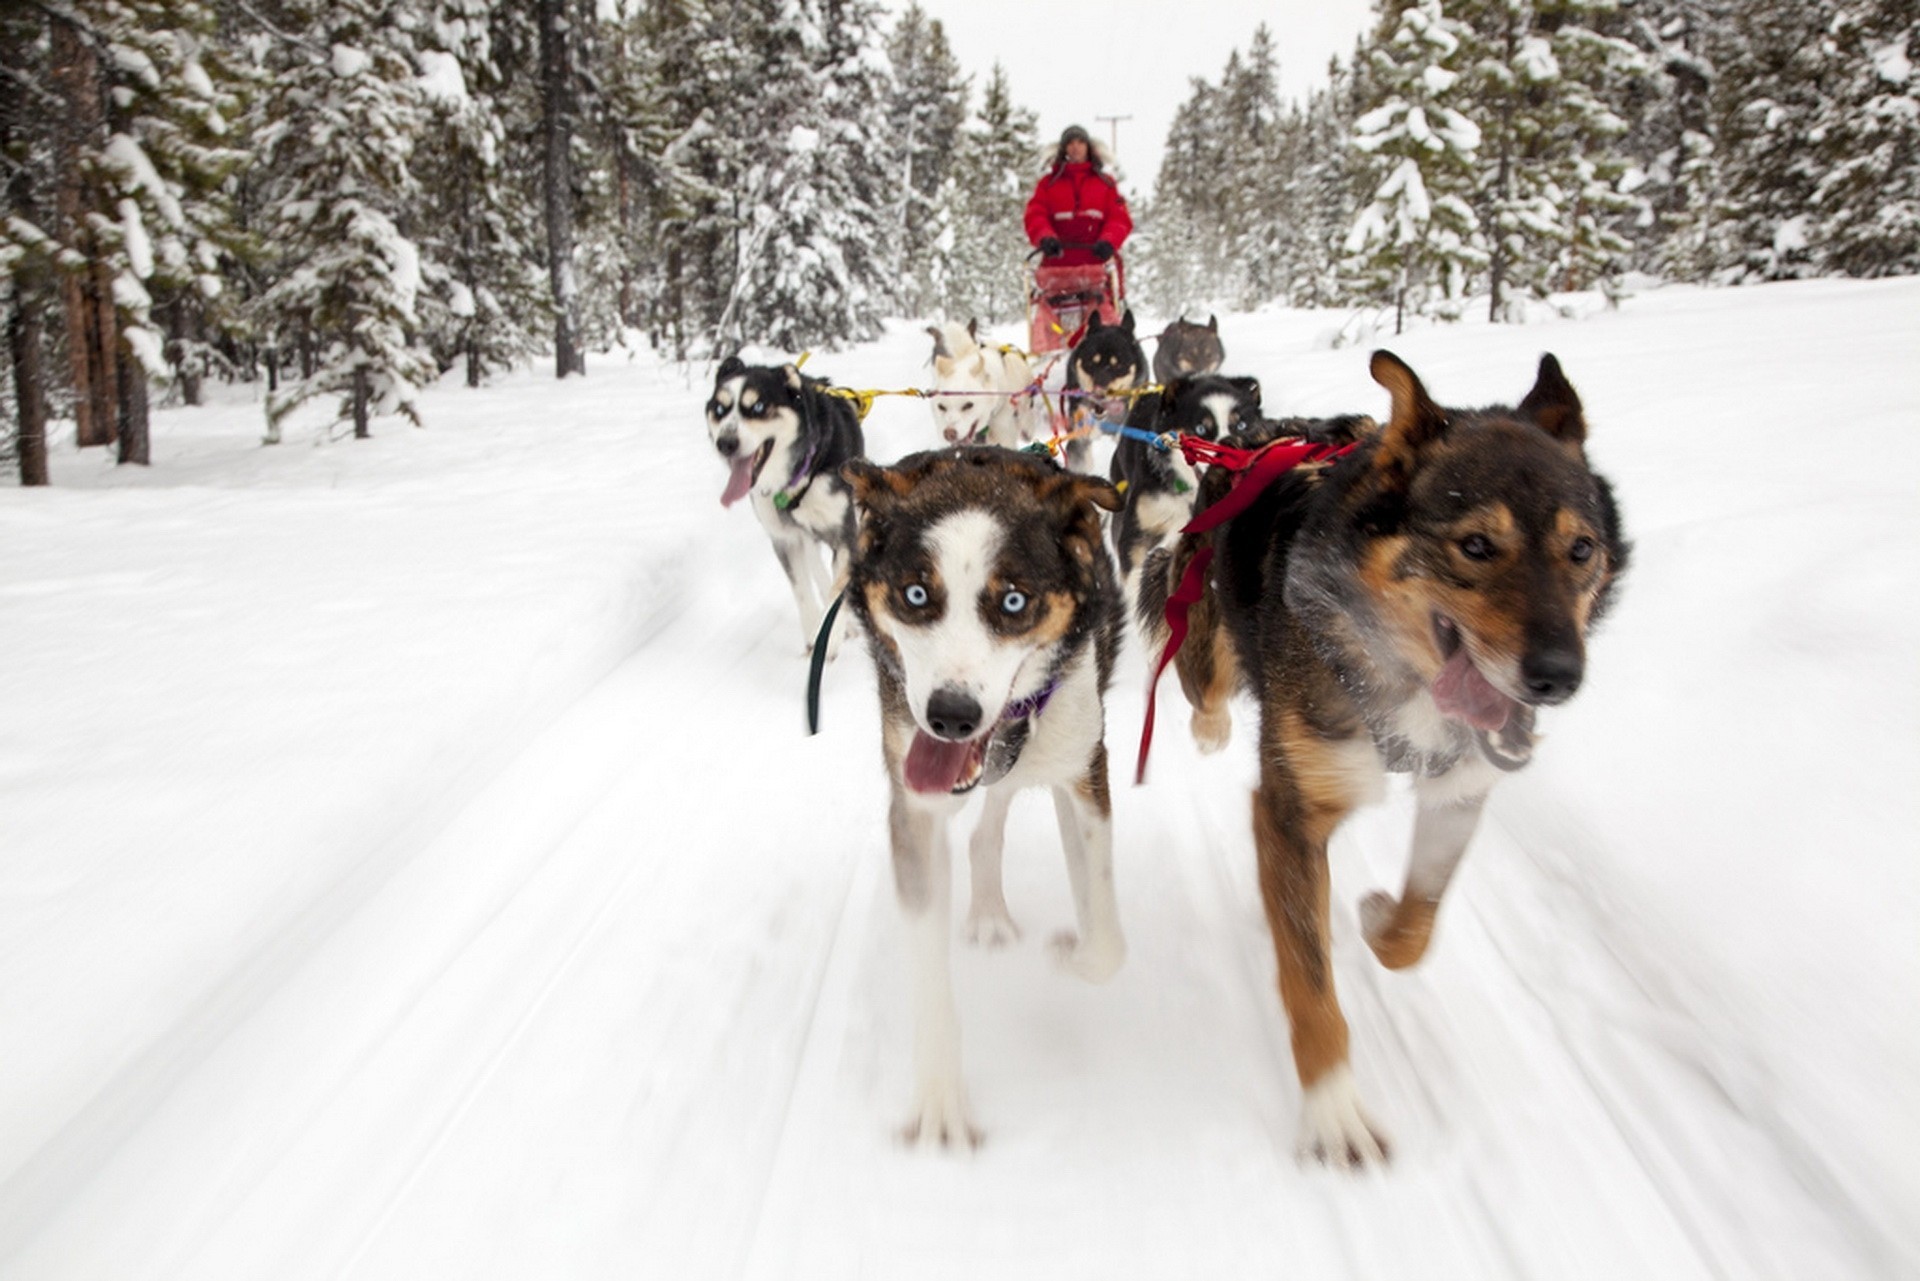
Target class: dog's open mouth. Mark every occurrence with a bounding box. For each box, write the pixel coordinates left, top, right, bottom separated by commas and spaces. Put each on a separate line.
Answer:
720, 439, 775, 508
903, 730, 990, 795
1430, 614, 1514, 731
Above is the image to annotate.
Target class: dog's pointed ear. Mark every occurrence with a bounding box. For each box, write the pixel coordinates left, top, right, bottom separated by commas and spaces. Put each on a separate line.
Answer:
926, 325, 948, 359
841, 458, 911, 513
967, 317, 980, 343
717, 355, 745, 381
1121, 309, 1137, 335
1207, 314, 1218, 332
1040, 470, 1123, 567
1232, 376, 1261, 408
1517, 353, 1587, 447
1371, 349, 1448, 459
1085, 312, 1104, 334
782, 363, 804, 393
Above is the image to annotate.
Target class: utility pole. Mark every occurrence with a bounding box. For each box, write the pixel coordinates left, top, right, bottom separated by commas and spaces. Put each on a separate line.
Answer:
1094, 113, 1132, 159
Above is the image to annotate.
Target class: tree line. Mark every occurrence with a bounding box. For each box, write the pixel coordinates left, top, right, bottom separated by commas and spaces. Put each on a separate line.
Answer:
1137, 0, 1919, 329
0, 0, 1037, 481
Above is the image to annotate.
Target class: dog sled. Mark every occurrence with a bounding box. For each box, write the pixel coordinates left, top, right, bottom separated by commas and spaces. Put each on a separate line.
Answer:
1027, 249, 1124, 354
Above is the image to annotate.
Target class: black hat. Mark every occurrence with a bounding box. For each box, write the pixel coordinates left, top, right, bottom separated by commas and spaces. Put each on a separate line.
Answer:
1060, 125, 1091, 146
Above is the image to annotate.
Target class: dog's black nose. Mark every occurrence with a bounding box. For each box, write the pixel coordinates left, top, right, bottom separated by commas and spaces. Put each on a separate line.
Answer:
925, 687, 983, 741
716, 434, 738, 457
1521, 648, 1584, 704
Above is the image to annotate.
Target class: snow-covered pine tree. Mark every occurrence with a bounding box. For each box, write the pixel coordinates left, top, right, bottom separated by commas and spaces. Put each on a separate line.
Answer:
1288, 56, 1370, 307
1610, 0, 1723, 281
410, 1, 546, 387
0, 3, 55, 483
1218, 27, 1290, 307
885, 5, 968, 318
255, 0, 438, 438
1139, 77, 1229, 312
939, 63, 1039, 325
1459, 0, 1640, 317
1807, 0, 1920, 276
1343, 0, 1486, 330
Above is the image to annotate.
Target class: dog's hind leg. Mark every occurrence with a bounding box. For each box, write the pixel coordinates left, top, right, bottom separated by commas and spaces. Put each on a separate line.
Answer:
889, 787, 978, 1148
1165, 542, 1235, 753
1253, 724, 1390, 1167
1047, 743, 1126, 983
1361, 780, 1490, 971
964, 785, 1021, 947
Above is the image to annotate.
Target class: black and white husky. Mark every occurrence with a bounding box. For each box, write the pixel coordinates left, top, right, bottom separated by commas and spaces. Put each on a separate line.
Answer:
707, 357, 863, 657
1110, 373, 1261, 615
841, 445, 1127, 1147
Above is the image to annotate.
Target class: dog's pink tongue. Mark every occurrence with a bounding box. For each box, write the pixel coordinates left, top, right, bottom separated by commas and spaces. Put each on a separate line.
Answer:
719, 456, 756, 508
1432, 648, 1513, 731
904, 731, 975, 794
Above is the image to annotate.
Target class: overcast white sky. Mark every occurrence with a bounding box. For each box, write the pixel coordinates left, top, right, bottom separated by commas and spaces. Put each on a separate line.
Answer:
891, 0, 1379, 191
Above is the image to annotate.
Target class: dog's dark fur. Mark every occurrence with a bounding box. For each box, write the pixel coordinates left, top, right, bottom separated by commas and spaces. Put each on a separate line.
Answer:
840, 445, 1127, 1146
706, 357, 865, 655
1109, 375, 1261, 646
1151, 315, 1225, 385
1061, 309, 1148, 472
1166, 351, 1628, 1165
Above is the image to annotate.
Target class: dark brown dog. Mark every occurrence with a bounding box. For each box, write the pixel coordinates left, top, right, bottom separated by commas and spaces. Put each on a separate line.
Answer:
1168, 350, 1628, 1165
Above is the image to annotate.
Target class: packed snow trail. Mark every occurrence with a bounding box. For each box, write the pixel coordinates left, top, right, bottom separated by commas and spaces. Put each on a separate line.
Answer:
2, 281, 1915, 1279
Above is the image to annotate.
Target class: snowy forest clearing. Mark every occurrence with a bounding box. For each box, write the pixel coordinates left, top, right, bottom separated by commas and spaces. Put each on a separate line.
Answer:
3, 278, 1917, 1279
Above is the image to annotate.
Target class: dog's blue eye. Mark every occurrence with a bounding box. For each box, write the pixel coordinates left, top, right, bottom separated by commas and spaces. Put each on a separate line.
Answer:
905, 584, 929, 607
1001, 589, 1027, 614
1570, 536, 1595, 564
1460, 534, 1496, 561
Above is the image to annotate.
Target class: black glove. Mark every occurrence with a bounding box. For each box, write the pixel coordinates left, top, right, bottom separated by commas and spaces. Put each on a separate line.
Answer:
1039, 236, 1063, 257
1092, 241, 1114, 261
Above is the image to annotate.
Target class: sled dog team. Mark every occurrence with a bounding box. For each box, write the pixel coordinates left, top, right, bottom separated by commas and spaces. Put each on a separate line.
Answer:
703, 318, 1629, 1168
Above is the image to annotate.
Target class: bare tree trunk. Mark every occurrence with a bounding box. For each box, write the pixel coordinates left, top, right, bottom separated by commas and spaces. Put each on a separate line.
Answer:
9, 294, 50, 486
50, 14, 119, 448
539, 0, 584, 379
352, 364, 370, 438
117, 347, 149, 464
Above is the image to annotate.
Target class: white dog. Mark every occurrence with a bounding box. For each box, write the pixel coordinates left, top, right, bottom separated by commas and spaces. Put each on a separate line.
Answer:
926, 321, 1046, 450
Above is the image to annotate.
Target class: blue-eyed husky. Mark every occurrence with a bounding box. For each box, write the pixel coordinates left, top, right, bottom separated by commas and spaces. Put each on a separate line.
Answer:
707, 357, 863, 658
840, 445, 1127, 1147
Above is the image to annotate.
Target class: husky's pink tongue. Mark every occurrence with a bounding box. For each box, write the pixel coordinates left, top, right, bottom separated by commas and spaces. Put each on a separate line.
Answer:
719, 456, 756, 507
904, 731, 979, 794
1432, 647, 1513, 731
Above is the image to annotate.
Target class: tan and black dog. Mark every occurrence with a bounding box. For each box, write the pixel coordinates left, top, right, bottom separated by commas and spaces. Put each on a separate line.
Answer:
1166, 350, 1628, 1165
841, 446, 1126, 1148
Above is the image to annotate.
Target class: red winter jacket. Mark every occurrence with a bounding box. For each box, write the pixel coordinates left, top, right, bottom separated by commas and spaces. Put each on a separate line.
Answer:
1024, 162, 1132, 266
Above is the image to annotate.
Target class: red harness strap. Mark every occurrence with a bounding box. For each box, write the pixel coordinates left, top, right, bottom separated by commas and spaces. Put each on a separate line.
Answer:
1134, 435, 1357, 784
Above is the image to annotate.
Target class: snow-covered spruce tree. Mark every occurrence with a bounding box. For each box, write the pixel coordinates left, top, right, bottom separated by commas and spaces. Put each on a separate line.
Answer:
1217, 26, 1291, 308
1807, 0, 1920, 276
23, 0, 242, 462
1610, 0, 1724, 281
2, 5, 60, 484
409, 2, 546, 387
1288, 56, 1371, 307
939, 62, 1039, 325
1343, 0, 1486, 331
1707, 0, 1834, 280
885, 4, 968, 318
1459, 0, 1641, 318
1140, 77, 1230, 313
256, 0, 438, 439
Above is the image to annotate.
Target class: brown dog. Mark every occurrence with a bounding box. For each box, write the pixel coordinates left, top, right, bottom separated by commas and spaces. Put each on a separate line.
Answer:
1167, 351, 1629, 1165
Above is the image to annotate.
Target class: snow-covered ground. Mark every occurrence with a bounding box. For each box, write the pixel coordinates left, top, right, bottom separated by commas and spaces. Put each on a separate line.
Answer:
2, 277, 1915, 1280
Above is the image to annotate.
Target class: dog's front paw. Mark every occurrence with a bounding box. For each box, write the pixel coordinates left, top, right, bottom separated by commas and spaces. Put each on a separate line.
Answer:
901, 1078, 981, 1151
1359, 890, 1437, 971
1191, 705, 1232, 754
1049, 929, 1126, 983
1296, 1065, 1391, 1170
965, 905, 1022, 948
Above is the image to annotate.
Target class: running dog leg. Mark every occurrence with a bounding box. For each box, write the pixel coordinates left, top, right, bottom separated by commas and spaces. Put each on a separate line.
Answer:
964, 785, 1021, 947
889, 787, 977, 1147
1048, 744, 1126, 983
1362, 783, 1489, 971
1254, 721, 1389, 1167
772, 536, 824, 654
